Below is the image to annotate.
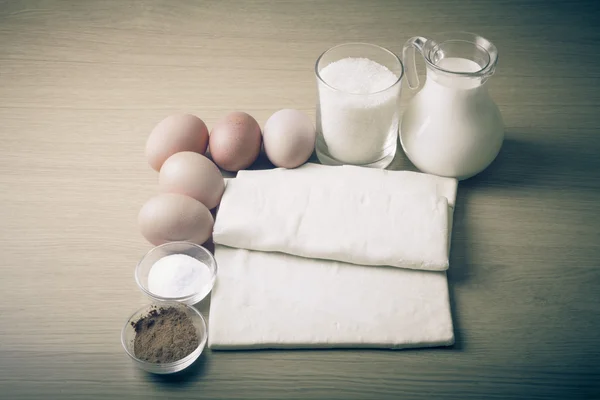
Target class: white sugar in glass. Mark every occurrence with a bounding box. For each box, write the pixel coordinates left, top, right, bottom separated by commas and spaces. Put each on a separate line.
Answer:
315, 43, 404, 169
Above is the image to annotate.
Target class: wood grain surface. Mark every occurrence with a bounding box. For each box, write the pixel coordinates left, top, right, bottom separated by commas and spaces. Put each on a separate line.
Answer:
1, 1, 599, 399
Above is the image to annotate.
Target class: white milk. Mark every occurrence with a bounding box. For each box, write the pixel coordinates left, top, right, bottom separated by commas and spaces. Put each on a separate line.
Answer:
316, 57, 401, 166
400, 57, 504, 180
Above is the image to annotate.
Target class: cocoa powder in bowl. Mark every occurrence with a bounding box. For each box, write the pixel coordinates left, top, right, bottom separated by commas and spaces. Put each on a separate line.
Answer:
131, 306, 199, 363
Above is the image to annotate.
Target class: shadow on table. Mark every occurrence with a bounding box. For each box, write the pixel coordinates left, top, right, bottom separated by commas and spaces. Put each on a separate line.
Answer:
446, 188, 470, 352
445, 130, 600, 351
142, 352, 209, 387
462, 133, 600, 191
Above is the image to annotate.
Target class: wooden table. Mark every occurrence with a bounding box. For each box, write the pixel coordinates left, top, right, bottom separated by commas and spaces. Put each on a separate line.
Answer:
1, 1, 599, 399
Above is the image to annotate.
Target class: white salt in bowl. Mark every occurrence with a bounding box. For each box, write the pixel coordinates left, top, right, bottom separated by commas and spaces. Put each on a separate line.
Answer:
121, 301, 208, 374
135, 241, 217, 305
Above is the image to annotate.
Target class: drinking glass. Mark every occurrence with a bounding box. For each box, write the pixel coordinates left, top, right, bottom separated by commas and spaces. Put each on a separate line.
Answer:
315, 43, 404, 168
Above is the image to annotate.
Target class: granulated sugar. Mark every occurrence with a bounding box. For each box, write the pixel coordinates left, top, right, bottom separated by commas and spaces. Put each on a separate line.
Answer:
319, 57, 398, 94
317, 57, 401, 165
147, 253, 212, 298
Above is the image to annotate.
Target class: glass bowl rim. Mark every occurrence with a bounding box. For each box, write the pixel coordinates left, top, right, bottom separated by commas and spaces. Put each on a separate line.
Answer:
135, 241, 218, 302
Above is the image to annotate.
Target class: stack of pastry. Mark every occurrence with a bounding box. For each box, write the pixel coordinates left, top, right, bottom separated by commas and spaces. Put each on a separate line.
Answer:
208, 164, 457, 350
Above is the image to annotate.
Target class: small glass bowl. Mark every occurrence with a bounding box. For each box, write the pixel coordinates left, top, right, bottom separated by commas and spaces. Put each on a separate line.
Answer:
121, 301, 208, 374
135, 241, 217, 305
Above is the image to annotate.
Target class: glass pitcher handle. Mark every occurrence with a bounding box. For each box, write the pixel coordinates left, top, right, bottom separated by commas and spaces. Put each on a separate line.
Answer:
402, 36, 428, 90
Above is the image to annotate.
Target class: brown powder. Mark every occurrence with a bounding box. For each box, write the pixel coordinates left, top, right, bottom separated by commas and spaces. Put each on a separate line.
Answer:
131, 306, 199, 363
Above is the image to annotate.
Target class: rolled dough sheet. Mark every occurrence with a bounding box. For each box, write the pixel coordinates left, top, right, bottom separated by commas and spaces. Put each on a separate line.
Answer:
214, 164, 457, 271
208, 245, 454, 350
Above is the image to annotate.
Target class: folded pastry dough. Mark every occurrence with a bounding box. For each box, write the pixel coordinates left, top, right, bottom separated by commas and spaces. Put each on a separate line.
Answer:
209, 165, 458, 350
214, 164, 457, 271
208, 245, 455, 349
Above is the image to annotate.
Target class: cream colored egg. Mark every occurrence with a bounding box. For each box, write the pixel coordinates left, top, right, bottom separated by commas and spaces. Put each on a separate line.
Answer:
159, 151, 225, 210
263, 109, 315, 168
146, 114, 209, 171
138, 193, 213, 246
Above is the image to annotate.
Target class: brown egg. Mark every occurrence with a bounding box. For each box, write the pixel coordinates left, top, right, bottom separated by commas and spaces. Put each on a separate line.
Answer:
138, 193, 213, 246
209, 111, 262, 172
146, 114, 209, 171
159, 151, 225, 210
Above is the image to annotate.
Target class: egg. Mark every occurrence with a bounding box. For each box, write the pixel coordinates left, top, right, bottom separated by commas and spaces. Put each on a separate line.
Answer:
146, 114, 209, 171
263, 109, 316, 168
138, 193, 213, 246
158, 151, 225, 210
209, 111, 262, 172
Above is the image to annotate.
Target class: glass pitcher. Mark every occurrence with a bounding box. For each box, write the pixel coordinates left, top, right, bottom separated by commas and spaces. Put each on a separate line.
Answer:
400, 32, 504, 180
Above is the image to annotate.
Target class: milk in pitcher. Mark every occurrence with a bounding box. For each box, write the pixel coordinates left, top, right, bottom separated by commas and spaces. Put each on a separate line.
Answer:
400, 33, 504, 180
